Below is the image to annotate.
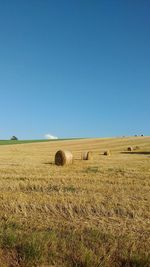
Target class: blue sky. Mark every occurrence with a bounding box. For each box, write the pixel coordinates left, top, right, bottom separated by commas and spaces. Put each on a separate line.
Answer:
0, 0, 150, 139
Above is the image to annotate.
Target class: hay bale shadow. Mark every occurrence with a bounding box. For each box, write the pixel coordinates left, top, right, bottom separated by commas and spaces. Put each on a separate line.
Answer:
43, 162, 54, 165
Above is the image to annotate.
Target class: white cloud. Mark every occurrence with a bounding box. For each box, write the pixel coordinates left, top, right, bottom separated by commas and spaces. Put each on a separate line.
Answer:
44, 134, 58, 140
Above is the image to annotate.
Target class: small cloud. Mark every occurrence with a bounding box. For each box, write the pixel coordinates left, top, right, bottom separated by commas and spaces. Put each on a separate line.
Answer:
44, 134, 58, 140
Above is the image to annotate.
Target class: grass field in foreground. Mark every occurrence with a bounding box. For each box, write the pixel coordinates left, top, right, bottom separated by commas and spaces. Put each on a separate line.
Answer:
0, 136, 150, 267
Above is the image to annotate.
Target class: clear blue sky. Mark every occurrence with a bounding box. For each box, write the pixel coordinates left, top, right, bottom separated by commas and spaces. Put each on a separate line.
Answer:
0, 0, 149, 139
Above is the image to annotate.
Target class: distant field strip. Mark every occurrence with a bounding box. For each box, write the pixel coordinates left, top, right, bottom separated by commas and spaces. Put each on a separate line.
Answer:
0, 138, 83, 146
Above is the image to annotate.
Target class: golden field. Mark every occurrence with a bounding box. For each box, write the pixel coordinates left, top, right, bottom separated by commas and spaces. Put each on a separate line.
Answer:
0, 136, 150, 267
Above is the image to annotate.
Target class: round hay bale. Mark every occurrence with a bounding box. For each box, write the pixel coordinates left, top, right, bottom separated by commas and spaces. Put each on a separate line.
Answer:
82, 151, 93, 160
127, 146, 133, 152
104, 150, 111, 156
55, 150, 73, 166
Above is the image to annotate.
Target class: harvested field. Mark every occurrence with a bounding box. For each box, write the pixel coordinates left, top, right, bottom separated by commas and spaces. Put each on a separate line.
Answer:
0, 136, 150, 267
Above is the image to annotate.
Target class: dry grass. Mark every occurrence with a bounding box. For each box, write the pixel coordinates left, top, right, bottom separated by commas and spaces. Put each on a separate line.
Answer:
0, 136, 150, 267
